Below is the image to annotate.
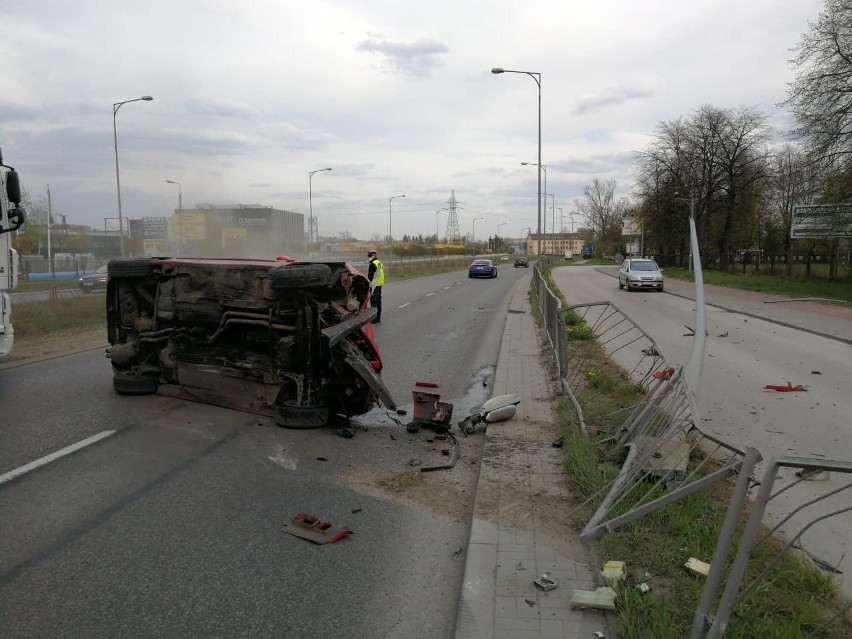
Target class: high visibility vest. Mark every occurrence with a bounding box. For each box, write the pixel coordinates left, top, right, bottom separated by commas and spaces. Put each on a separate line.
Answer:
373, 259, 385, 286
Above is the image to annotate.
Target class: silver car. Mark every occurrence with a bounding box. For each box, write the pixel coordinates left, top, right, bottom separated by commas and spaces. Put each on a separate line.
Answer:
618, 258, 664, 291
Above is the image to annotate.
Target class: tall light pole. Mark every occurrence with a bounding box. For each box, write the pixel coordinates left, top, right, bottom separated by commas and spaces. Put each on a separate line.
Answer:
521, 162, 546, 233
546, 193, 555, 234
165, 179, 182, 252
675, 193, 696, 272
492, 67, 541, 237
113, 95, 153, 258
388, 194, 405, 258
557, 207, 563, 232
520, 226, 530, 255
308, 167, 332, 246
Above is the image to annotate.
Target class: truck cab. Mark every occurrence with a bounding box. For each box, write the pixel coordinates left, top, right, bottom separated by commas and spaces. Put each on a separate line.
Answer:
1, 148, 27, 357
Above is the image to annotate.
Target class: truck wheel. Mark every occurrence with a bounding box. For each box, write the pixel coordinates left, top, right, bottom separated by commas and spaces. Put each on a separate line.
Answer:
113, 371, 159, 395
268, 263, 333, 289
108, 259, 155, 278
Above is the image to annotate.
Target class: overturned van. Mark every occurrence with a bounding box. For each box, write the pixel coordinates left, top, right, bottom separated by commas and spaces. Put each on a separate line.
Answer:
105, 257, 396, 427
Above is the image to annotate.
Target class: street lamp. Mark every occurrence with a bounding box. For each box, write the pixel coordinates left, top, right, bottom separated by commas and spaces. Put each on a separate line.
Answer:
165, 179, 182, 252
557, 207, 563, 232
309, 167, 332, 246
546, 193, 555, 234
493, 67, 542, 236
675, 193, 696, 272
389, 193, 405, 258
113, 95, 153, 257
521, 162, 546, 234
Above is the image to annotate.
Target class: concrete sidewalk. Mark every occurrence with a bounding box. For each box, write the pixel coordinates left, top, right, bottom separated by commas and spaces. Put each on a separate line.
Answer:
454, 274, 613, 639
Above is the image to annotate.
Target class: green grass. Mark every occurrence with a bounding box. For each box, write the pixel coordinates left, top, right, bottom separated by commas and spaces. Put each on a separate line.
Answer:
664, 267, 852, 303
12, 295, 106, 338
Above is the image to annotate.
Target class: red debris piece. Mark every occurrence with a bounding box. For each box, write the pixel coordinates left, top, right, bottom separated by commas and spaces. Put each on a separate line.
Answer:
282, 513, 353, 544
652, 368, 676, 380
415, 381, 440, 388
764, 382, 807, 392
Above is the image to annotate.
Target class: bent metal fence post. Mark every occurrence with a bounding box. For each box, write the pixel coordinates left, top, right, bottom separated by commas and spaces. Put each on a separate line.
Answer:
694, 457, 852, 639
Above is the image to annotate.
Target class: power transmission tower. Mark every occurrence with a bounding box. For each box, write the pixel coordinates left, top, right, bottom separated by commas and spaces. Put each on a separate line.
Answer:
444, 190, 462, 245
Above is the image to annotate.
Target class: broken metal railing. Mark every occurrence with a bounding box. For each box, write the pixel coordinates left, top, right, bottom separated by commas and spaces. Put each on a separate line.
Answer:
531, 264, 567, 376
577, 366, 752, 543
692, 457, 852, 639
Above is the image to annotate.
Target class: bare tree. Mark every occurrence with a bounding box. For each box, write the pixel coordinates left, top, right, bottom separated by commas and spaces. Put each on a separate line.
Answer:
574, 178, 628, 244
785, 0, 852, 180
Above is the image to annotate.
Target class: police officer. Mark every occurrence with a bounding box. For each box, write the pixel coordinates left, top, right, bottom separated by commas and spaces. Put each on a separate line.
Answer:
367, 250, 384, 323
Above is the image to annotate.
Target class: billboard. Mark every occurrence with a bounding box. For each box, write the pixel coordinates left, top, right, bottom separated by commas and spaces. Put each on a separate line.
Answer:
791, 204, 852, 239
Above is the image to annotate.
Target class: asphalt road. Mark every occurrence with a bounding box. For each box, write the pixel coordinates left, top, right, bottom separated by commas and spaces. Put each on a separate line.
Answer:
0, 262, 527, 639
552, 264, 852, 598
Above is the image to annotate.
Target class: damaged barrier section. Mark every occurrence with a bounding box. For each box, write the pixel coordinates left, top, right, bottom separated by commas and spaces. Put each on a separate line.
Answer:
530, 262, 851, 637
692, 457, 852, 639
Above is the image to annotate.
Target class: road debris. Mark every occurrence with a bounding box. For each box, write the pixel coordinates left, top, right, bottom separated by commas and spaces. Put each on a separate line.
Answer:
533, 576, 558, 591
281, 513, 353, 545
569, 586, 617, 610
764, 382, 807, 392
685, 557, 711, 577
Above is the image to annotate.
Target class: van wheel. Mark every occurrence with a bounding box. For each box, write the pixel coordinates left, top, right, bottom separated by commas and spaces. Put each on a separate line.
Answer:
113, 370, 159, 395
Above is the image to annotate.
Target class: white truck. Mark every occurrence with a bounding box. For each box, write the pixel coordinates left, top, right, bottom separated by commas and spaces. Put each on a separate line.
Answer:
1, 148, 28, 357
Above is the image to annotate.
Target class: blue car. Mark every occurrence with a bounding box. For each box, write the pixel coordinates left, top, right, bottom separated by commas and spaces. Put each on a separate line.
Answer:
468, 259, 497, 279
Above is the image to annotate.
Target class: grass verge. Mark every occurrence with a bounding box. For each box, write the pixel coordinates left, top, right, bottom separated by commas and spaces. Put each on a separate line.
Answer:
663, 267, 852, 303
12, 295, 106, 338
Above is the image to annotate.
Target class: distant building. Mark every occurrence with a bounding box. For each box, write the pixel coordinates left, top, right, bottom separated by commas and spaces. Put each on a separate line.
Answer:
525, 233, 583, 257
171, 205, 305, 257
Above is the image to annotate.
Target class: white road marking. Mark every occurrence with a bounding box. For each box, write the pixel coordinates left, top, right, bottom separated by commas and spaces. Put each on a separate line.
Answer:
398, 302, 411, 308
0, 430, 117, 486
425, 292, 435, 297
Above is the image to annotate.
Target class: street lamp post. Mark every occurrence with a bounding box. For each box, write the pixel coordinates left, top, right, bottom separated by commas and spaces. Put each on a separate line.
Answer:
165, 179, 182, 252
545, 193, 555, 233
308, 167, 332, 247
493, 67, 542, 237
557, 207, 563, 232
388, 193, 405, 259
472, 217, 484, 252
113, 95, 153, 258
675, 193, 696, 272
521, 162, 546, 234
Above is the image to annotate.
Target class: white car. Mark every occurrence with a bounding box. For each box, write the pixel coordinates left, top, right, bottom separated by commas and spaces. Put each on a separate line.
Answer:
618, 258, 664, 292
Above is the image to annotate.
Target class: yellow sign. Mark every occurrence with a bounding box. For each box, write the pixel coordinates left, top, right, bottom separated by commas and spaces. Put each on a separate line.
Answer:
174, 212, 207, 240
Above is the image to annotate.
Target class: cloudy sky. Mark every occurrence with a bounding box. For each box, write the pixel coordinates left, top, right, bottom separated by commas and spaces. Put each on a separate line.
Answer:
1, 0, 823, 242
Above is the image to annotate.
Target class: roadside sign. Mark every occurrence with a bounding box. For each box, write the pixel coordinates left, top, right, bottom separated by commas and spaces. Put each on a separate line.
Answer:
791, 204, 852, 239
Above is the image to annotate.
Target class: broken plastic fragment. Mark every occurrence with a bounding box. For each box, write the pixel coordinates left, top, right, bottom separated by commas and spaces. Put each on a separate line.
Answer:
533, 576, 558, 591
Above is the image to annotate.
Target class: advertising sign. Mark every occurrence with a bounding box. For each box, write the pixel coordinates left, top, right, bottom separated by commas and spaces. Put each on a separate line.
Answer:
791, 204, 852, 239
174, 212, 207, 240
142, 216, 169, 239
